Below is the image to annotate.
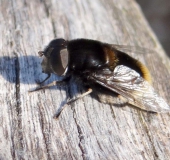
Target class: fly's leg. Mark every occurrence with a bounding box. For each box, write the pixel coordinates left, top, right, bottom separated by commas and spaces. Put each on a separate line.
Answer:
28, 80, 66, 92
29, 76, 71, 92
54, 88, 93, 118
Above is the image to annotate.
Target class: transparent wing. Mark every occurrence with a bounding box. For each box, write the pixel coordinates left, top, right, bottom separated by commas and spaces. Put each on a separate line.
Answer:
90, 65, 170, 112
111, 44, 155, 55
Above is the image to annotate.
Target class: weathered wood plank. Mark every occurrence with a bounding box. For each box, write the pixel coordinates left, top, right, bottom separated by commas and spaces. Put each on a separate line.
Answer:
0, 0, 170, 159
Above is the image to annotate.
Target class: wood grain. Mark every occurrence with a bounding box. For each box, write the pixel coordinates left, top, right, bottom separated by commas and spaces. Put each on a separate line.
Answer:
0, 0, 170, 159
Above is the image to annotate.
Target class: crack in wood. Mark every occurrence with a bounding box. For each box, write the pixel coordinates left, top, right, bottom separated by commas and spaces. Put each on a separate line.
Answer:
75, 122, 87, 160
68, 94, 87, 159
138, 112, 159, 159
13, 52, 24, 159
68, 84, 90, 159
38, 97, 52, 160
41, 0, 57, 37
14, 53, 21, 116
41, 0, 50, 17
10, 1, 25, 158
51, 20, 57, 38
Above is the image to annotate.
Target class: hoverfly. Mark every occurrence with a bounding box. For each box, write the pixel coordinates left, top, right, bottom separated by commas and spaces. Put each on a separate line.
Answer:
30, 38, 170, 117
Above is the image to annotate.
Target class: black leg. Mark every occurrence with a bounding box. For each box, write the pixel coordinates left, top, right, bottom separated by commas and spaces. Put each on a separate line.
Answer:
36, 73, 51, 84
28, 80, 66, 92
54, 88, 93, 118
29, 76, 71, 92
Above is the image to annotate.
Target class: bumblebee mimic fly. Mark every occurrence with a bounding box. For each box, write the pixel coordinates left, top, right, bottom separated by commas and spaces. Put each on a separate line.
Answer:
30, 38, 170, 118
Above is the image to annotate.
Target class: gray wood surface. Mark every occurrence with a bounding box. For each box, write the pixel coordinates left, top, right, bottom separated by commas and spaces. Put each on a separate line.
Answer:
0, 0, 170, 159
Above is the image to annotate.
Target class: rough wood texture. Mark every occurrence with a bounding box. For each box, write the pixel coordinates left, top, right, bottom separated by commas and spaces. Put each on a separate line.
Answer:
1, 0, 170, 159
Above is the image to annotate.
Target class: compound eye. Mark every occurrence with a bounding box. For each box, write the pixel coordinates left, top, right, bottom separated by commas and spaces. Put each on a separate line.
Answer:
50, 48, 69, 76
60, 48, 69, 70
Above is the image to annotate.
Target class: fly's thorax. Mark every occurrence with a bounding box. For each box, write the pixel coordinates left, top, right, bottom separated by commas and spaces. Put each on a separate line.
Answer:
67, 39, 108, 72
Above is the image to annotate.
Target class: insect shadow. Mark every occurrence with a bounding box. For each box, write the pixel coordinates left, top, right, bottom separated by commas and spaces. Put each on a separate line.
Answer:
0, 55, 106, 100
0, 55, 60, 85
